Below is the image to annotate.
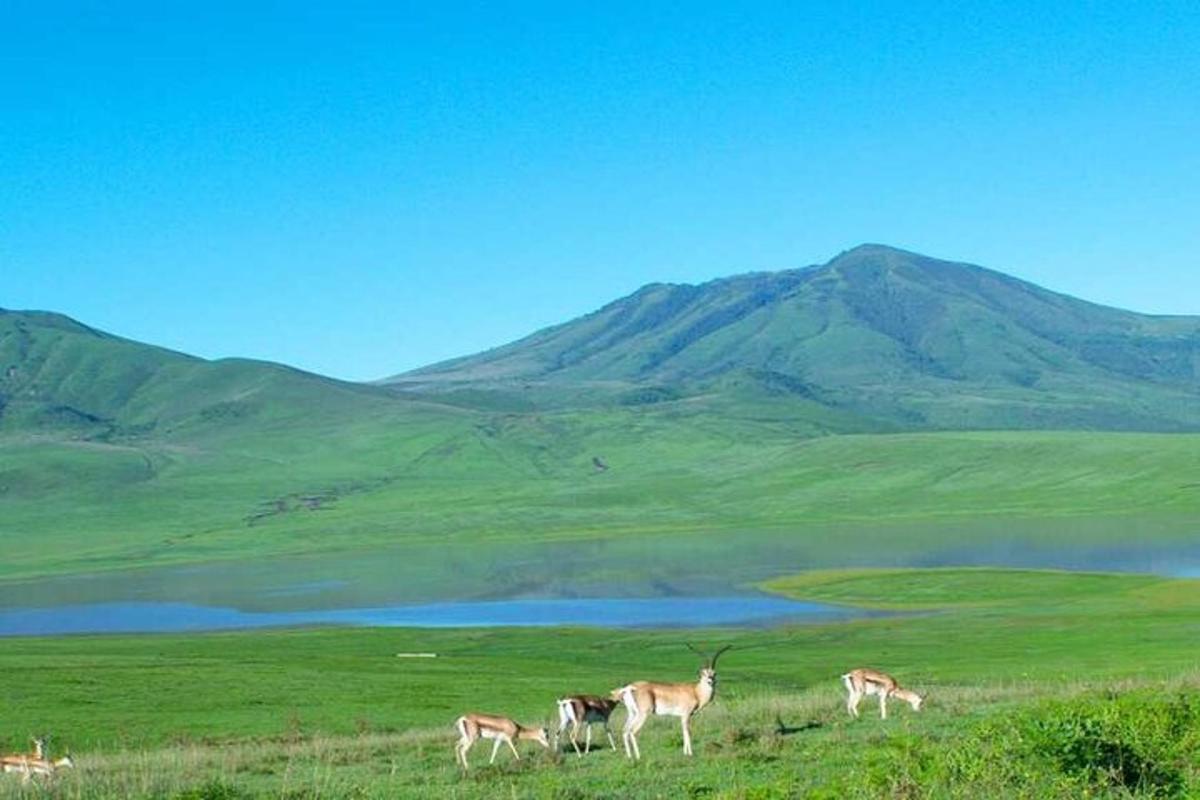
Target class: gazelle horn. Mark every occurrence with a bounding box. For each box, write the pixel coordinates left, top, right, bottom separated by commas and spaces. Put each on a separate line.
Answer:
710, 644, 733, 668
685, 642, 733, 668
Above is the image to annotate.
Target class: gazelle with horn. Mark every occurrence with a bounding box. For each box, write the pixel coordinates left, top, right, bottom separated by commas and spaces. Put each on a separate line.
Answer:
841, 668, 923, 719
0, 754, 74, 782
0, 737, 45, 775
0, 737, 74, 784
613, 644, 731, 759
554, 694, 619, 757
453, 713, 549, 770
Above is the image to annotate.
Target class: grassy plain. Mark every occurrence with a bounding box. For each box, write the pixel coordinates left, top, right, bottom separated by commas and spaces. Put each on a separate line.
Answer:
1, 569, 1199, 798
4, 428, 1198, 595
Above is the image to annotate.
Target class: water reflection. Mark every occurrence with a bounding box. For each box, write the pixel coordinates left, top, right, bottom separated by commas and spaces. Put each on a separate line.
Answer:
0, 596, 872, 636
0, 517, 1195, 618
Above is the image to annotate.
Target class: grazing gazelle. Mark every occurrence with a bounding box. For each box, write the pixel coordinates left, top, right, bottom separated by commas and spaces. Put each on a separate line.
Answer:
0, 744, 74, 784
7, 754, 73, 774
554, 694, 620, 756
841, 668, 924, 719
0, 737, 47, 780
613, 644, 732, 759
453, 713, 549, 770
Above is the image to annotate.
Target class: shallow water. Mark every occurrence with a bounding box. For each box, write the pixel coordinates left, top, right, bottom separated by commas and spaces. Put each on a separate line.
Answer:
0, 595, 872, 636
1, 516, 1195, 635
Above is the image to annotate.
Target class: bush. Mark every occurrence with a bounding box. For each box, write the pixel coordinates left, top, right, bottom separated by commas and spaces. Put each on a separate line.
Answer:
997, 691, 1200, 797
172, 781, 255, 800
843, 689, 1200, 798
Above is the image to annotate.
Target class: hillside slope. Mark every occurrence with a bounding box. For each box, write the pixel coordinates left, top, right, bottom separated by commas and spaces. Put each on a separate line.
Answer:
0, 309, 408, 441
388, 245, 1200, 430
2, 248, 1199, 584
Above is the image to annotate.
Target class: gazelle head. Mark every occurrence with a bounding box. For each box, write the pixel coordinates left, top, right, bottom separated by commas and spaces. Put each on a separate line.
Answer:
894, 688, 924, 712
687, 643, 732, 688
533, 726, 551, 749
29, 736, 47, 758
521, 725, 551, 749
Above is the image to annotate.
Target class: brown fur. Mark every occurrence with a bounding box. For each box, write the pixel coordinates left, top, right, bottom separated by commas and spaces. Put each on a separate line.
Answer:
453, 713, 549, 770
614, 667, 718, 759
841, 668, 923, 719
556, 695, 619, 756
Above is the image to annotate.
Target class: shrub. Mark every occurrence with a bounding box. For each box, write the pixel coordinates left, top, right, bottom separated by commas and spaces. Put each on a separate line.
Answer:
172, 781, 255, 800
995, 691, 1200, 797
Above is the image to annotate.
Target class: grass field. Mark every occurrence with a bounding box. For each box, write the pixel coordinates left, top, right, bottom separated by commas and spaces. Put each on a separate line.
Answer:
4, 428, 1198, 599
6, 303, 1199, 596
1, 568, 1199, 798
6, 309, 1200, 796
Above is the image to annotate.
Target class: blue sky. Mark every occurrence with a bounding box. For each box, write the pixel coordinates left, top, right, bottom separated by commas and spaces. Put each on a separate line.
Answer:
3, 2, 1198, 381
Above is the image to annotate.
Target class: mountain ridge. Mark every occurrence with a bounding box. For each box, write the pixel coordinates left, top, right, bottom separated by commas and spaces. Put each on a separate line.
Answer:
384, 244, 1200, 431
390, 245, 1200, 383
4, 245, 1198, 435
0, 307, 406, 441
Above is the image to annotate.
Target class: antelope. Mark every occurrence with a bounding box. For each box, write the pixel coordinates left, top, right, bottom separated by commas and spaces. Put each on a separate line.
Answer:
613, 644, 731, 759
453, 713, 549, 770
1, 741, 74, 785
0, 737, 47, 780
841, 668, 924, 719
554, 694, 619, 757
7, 754, 74, 781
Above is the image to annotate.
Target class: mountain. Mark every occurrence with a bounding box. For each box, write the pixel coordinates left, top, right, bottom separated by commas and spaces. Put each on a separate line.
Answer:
0, 308, 405, 440
2, 251, 1199, 586
386, 245, 1200, 431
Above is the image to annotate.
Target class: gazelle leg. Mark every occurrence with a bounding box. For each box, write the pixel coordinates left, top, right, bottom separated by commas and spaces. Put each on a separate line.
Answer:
555, 715, 570, 753
848, 690, 861, 718
624, 710, 646, 760
622, 712, 635, 758
681, 714, 694, 756
507, 737, 521, 760
489, 737, 502, 764
880, 693, 888, 720
573, 719, 588, 758
563, 720, 578, 757
605, 722, 617, 750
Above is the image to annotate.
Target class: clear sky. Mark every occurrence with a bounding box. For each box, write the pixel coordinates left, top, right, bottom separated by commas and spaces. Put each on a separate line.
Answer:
3, 2, 1198, 381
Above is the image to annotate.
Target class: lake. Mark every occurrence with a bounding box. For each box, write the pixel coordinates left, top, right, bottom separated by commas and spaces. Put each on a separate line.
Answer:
1, 516, 1195, 635
0, 595, 874, 636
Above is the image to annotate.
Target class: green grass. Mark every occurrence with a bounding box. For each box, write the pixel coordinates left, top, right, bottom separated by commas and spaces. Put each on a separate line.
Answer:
4, 304, 1200, 595
2, 569, 1200, 797
5, 291, 1200, 796
3, 427, 1198, 594
761, 567, 1164, 609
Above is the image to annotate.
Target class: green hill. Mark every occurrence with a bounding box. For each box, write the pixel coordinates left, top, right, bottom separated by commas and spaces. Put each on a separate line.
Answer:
388, 245, 1200, 430
2, 247, 1199, 589
0, 308, 408, 440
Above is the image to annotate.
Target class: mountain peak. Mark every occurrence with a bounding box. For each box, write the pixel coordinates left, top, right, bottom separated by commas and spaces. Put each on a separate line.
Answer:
836, 242, 916, 259
386, 245, 1200, 431
826, 243, 958, 274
